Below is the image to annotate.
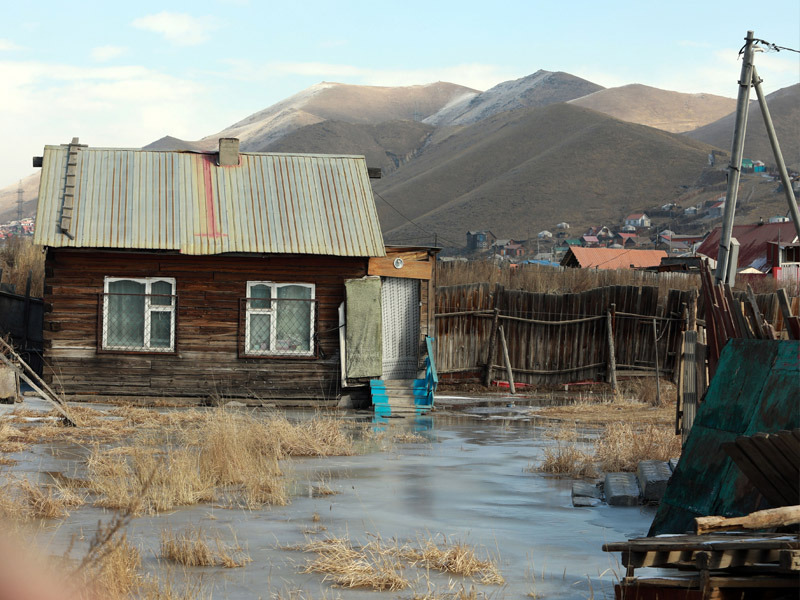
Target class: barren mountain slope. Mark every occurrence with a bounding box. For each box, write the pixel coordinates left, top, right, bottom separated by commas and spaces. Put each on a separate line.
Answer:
0, 172, 40, 224
374, 103, 719, 245
686, 83, 800, 169
424, 70, 603, 126
569, 84, 736, 133
200, 81, 477, 151
265, 120, 435, 175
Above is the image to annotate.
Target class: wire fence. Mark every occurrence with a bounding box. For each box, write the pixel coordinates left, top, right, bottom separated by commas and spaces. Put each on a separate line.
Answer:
240, 297, 317, 357
100, 292, 177, 352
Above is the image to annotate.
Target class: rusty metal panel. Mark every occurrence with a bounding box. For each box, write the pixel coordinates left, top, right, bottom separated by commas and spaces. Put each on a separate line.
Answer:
35, 146, 385, 257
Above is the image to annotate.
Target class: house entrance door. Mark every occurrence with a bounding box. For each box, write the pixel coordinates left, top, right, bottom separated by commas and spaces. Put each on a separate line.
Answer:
380, 277, 420, 380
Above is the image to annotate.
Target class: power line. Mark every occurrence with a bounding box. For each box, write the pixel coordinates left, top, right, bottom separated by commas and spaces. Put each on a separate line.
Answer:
372, 189, 460, 247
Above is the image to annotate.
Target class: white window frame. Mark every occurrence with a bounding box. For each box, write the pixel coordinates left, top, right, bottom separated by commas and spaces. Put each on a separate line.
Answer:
245, 281, 315, 357
102, 276, 176, 352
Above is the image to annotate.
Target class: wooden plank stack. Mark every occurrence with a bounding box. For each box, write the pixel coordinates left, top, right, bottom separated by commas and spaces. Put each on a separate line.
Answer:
604, 506, 800, 599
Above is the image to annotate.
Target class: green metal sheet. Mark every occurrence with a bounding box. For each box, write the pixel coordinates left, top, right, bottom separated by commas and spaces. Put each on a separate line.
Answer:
649, 339, 799, 535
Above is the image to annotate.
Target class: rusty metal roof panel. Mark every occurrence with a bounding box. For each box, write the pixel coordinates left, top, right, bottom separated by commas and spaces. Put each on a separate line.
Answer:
34, 145, 385, 257
562, 246, 667, 270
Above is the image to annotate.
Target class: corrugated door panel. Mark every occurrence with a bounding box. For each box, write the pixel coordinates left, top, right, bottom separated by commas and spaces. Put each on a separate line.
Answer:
381, 278, 420, 379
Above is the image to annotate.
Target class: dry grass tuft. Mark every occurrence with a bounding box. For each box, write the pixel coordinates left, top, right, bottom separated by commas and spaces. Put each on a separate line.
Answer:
0, 236, 45, 296
160, 526, 250, 568
192, 410, 287, 508
436, 260, 699, 296
595, 422, 682, 472
0, 422, 26, 453
404, 536, 505, 585
533, 427, 598, 479
83, 533, 143, 599
392, 432, 428, 444
266, 413, 355, 458
537, 444, 598, 479
301, 536, 409, 591
87, 444, 216, 515
299, 534, 504, 590
619, 378, 676, 408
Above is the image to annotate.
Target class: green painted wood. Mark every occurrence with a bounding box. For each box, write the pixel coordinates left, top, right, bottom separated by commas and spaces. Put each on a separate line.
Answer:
650, 339, 800, 535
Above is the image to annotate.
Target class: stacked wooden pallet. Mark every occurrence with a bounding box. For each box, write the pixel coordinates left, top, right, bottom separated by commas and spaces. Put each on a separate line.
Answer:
604, 508, 800, 599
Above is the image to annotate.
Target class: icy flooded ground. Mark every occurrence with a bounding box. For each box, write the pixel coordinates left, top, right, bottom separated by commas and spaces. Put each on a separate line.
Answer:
0, 399, 655, 600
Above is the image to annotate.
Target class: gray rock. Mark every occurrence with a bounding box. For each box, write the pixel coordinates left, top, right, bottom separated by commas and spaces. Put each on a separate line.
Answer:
604, 472, 640, 507
224, 400, 246, 407
337, 394, 354, 409
637, 460, 672, 502
572, 481, 602, 499
573, 496, 602, 507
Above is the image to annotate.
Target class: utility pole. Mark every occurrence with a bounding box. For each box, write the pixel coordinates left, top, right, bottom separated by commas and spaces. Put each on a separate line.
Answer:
716, 31, 756, 284
751, 66, 800, 240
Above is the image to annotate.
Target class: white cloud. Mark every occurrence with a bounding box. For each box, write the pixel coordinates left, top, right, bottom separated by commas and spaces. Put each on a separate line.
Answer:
0, 39, 21, 51
90, 45, 127, 62
132, 12, 218, 46
0, 59, 240, 188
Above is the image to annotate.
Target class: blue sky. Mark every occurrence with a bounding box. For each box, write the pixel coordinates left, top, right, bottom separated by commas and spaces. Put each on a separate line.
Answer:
2, 0, 798, 188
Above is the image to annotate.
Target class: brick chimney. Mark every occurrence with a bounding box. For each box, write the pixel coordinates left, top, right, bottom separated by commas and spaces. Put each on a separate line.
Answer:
218, 138, 240, 166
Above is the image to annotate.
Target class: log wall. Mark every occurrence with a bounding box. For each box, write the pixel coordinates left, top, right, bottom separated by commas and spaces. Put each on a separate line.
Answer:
43, 249, 369, 405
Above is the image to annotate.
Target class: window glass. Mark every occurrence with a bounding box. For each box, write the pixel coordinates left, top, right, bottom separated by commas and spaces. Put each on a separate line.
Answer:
151, 280, 173, 306
248, 313, 271, 352
250, 284, 271, 309
276, 286, 311, 353
104, 277, 175, 352
107, 292, 145, 348
150, 311, 172, 348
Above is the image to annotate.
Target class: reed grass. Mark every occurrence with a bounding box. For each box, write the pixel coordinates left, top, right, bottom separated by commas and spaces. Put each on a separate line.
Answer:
0, 236, 45, 296
595, 422, 682, 472
403, 536, 505, 585
300, 533, 504, 590
160, 526, 251, 568
87, 444, 216, 515
436, 260, 699, 296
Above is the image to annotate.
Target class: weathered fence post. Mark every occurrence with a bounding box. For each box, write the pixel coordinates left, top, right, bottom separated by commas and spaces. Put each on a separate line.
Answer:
652, 318, 661, 406
688, 289, 698, 331
483, 308, 500, 387
606, 309, 617, 394
498, 324, 515, 395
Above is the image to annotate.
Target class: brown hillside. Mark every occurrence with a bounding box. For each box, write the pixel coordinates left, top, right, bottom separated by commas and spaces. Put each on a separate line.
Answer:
264, 120, 435, 175
374, 103, 719, 246
201, 81, 477, 151
570, 84, 736, 133
0, 172, 39, 224
686, 83, 800, 169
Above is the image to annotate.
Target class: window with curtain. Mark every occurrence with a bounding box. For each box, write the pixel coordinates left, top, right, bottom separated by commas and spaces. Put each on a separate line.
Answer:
245, 282, 315, 356
102, 277, 176, 352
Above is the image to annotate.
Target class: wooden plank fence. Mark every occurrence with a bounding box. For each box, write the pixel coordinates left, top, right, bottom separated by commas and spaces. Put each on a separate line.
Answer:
435, 283, 695, 386
435, 281, 797, 388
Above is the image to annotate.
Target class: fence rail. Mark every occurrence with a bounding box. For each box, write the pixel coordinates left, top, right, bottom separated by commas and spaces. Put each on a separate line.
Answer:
435, 281, 795, 387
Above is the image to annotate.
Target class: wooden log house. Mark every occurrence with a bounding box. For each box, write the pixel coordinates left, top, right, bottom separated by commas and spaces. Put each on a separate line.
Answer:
33, 138, 436, 406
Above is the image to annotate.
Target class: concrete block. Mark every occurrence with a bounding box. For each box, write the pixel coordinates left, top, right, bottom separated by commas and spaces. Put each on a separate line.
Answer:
604, 472, 640, 506
669, 458, 679, 472
572, 481, 602, 500
0, 366, 18, 404
573, 496, 602, 507
637, 460, 672, 502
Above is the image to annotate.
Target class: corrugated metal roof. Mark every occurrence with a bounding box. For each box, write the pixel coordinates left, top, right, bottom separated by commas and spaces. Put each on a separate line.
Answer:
34, 145, 385, 257
696, 222, 798, 271
562, 247, 667, 270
